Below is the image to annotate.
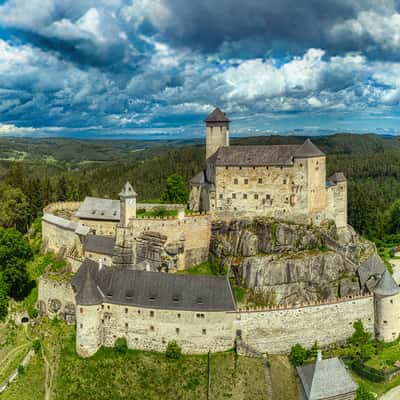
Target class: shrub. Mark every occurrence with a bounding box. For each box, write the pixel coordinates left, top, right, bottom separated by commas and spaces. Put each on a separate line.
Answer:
18, 365, 25, 375
289, 344, 308, 366
115, 337, 128, 354
355, 383, 375, 400
32, 339, 41, 354
166, 341, 182, 359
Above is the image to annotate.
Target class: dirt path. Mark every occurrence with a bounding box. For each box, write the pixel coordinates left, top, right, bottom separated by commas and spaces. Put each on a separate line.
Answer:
0, 343, 30, 377
41, 346, 52, 400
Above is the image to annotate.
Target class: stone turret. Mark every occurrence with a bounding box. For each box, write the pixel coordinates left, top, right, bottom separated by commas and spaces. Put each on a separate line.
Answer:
205, 108, 229, 159
119, 182, 137, 227
75, 265, 102, 357
374, 270, 400, 342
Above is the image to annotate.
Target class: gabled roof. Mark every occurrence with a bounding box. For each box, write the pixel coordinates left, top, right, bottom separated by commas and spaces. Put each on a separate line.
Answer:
328, 172, 347, 185
297, 357, 357, 399
75, 197, 120, 221
293, 139, 325, 158
119, 182, 137, 198
207, 139, 324, 167
212, 145, 299, 166
84, 235, 115, 256
374, 270, 400, 297
190, 170, 205, 185
75, 263, 103, 306
43, 213, 90, 236
204, 108, 229, 123
72, 259, 236, 311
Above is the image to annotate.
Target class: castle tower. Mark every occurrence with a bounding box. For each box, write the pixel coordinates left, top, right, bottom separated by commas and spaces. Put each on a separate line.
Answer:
374, 270, 400, 342
75, 265, 102, 357
119, 182, 137, 227
293, 139, 327, 216
205, 108, 230, 159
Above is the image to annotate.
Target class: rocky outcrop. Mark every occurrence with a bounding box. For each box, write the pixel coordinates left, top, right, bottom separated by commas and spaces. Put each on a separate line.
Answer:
211, 218, 380, 305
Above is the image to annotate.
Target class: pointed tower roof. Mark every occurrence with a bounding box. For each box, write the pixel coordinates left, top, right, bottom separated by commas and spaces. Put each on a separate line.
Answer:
374, 270, 400, 297
204, 108, 229, 123
75, 263, 103, 305
293, 139, 325, 158
119, 182, 137, 198
297, 357, 357, 399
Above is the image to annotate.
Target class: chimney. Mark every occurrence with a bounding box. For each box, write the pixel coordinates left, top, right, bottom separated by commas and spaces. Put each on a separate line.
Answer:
99, 259, 103, 270
317, 350, 322, 362
145, 262, 150, 272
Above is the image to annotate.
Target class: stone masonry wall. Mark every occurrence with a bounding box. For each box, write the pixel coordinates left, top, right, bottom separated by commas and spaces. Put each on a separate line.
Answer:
236, 295, 374, 354
37, 277, 76, 322
42, 220, 77, 255
130, 214, 211, 268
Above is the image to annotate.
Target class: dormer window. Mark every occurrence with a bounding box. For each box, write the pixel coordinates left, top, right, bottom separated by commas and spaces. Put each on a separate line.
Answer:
196, 297, 204, 305
172, 295, 180, 303
149, 293, 157, 301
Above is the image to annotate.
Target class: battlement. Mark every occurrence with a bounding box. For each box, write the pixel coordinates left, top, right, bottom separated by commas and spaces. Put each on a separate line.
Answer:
235, 292, 371, 314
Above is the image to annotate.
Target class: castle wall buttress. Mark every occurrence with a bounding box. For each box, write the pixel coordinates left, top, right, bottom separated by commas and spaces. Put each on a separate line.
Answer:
304, 156, 327, 214
76, 304, 102, 357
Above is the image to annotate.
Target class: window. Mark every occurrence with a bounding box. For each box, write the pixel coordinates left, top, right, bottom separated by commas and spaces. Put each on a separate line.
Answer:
137, 310, 141, 314
232, 193, 236, 199
254, 194, 259, 200
300, 163, 303, 167
283, 179, 287, 184
219, 194, 223, 199
244, 178, 248, 184
125, 308, 128, 314
202, 329, 207, 335
176, 328, 180, 334
234, 178, 238, 184
177, 313, 181, 318
125, 323, 128, 328
80, 324, 83, 329
150, 311, 154, 317
101, 305, 104, 310
258, 178, 262, 184
80, 308, 83, 314
225, 166, 228, 170
243, 193, 247, 199
150, 326, 154, 331
266, 194, 271, 200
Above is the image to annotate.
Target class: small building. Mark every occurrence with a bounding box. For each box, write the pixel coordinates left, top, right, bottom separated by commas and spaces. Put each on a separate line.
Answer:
296, 351, 357, 400
83, 234, 115, 266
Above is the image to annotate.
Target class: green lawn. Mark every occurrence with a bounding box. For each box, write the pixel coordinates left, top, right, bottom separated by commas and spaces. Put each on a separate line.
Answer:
1, 320, 267, 400
365, 343, 400, 370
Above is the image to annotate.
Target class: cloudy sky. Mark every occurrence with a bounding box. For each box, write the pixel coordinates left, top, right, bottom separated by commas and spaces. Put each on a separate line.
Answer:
2, 0, 400, 138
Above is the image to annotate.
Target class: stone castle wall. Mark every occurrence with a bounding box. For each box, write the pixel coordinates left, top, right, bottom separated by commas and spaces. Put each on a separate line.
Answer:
236, 295, 374, 354
42, 218, 78, 255
73, 294, 374, 357
37, 277, 76, 323
130, 214, 212, 268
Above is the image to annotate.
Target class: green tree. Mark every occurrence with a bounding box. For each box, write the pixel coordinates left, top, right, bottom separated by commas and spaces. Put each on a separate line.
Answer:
0, 183, 30, 232
289, 344, 308, 366
0, 274, 8, 321
355, 384, 375, 400
160, 174, 189, 204
0, 228, 33, 299
386, 199, 400, 234
115, 337, 128, 354
166, 341, 182, 359
308, 341, 320, 359
349, 320, 371, 347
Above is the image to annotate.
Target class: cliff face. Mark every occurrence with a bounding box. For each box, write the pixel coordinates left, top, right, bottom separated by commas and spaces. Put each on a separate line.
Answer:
211, 218, 380, 305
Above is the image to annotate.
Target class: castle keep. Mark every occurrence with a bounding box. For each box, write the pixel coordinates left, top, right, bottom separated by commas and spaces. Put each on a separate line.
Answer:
37, 108, 400, 358
190, 108, 347, 228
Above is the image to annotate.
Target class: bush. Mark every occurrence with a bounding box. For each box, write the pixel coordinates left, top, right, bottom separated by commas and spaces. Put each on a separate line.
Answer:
355, 383, 375, 400
114, 337, 128, 354
289, 344, 308, 366
18, 365, 25, 375
166, 341, 182, 359
32, 339, 41, 354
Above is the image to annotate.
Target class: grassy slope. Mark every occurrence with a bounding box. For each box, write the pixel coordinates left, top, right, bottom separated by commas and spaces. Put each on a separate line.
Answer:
1, 321, 268, 400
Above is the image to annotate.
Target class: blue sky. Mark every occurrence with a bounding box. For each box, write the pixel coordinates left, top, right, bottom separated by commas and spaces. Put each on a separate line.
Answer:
2, 1, 400, 138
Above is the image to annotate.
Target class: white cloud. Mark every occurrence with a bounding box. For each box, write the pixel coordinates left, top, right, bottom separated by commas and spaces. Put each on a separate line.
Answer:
0, 123, 37, 134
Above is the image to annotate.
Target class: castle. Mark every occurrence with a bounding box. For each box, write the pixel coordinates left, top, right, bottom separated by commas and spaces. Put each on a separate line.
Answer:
190, 108, 347, 228
37, 108, 400, 358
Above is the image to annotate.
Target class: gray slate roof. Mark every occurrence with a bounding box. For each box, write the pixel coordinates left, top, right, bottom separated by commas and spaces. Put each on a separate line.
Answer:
72, 259, 236, 311
297, 357, 357, 400
210, 140, 324, 167
84, 235, 115, 256
119, 182, 137, 197
358, 254, 386, 287
374, 270, 400, 297
76, 197, 120, 221
204, 108, 229, 123
75, 264, 103, 306
328, 172, 347, 184
42, 213, 90, 235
